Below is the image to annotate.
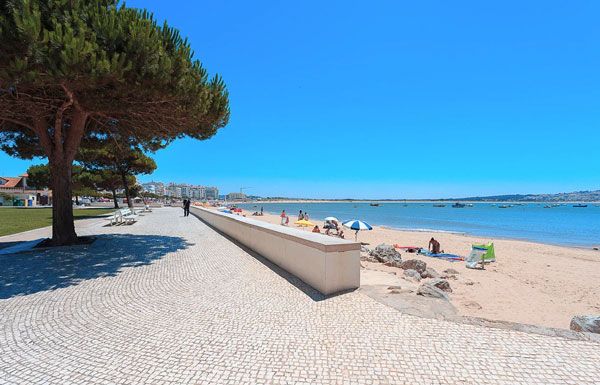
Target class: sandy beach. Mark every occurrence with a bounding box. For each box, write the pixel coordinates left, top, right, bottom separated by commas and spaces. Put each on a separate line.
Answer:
231, 208, 600, 330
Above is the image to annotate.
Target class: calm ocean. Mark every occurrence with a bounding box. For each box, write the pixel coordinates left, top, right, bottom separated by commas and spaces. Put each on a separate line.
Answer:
238, 202, 600, 247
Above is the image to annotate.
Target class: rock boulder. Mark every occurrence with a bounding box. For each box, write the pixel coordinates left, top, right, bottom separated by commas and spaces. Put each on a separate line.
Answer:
570, 315, 600, 334
403, 269, 422, 281
421, 267, 440, 279
416, 283, 449, 300
430, 278, 452, 293
369, 244, 402, 266
400, 259, 427, 274
443, 268, 459, 275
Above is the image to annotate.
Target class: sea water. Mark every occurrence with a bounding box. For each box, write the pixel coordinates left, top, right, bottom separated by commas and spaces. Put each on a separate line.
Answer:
237, 202, 600, 247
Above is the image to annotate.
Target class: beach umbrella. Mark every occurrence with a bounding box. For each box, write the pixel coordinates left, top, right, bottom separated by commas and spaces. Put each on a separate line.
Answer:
324, 216, 339, 222
295, 219, 315, 227
342, 219, 373, 241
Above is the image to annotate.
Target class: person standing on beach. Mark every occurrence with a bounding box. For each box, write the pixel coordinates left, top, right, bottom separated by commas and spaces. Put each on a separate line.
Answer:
182, 199, 188, 216
298, 210, 304, 220
260, 206, 263, 216
280, 210, 286, 225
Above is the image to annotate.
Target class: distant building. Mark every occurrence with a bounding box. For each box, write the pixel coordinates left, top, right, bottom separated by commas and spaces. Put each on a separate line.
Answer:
142, 181, 218, 201
190, 186, 206, 199
180, 185, 191, 198
141, 182, 165, 196
205, 187, 219, 200
0, 173, 51, 206
226, 192, 247, 201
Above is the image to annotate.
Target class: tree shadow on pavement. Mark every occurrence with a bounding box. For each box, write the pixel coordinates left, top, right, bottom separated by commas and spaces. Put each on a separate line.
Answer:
0, 234, 192, 299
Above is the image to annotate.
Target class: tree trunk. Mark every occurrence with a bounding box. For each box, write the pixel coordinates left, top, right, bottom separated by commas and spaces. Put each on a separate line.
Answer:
49, 159, 78, 245
120, 171, 133, 209
111, 188, 119, 209
75, 195, 80, 206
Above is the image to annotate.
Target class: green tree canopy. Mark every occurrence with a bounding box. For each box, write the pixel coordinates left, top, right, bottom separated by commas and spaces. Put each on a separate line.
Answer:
0, 0, 229, 244
27, 163, 99, 198
26, 163, 51, 190
79, 137, 157, 208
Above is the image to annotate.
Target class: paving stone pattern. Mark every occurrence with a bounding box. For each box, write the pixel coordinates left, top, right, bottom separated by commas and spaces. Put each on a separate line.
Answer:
1, 208, 599, 384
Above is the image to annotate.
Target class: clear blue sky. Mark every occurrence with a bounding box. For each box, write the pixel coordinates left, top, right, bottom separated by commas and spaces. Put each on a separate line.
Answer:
1, 0, 599, 199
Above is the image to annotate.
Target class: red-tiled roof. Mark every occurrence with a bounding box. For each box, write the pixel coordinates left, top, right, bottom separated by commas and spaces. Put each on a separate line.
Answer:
0, 177, 22, 188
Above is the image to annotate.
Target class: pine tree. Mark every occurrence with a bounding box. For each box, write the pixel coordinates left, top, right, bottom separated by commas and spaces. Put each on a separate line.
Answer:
0, 0, 229, 245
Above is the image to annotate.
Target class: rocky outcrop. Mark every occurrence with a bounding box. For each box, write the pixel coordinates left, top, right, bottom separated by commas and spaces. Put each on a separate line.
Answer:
369, 244, 402, 267
570, 315, 600, 334
421, 267, 440, 279
430, 278, 452, 293
416, 283, 449, 300
403, 269, 421, 281
443, 268, 459, 275
360, 254, 379, 263
399, 259, 426, 274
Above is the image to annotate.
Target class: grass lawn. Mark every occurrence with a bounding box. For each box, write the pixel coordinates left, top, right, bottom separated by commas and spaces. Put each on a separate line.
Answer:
0, 208, 114, 237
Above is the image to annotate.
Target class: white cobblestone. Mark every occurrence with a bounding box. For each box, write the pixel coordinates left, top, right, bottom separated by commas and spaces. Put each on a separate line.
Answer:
0, 208, 599, 384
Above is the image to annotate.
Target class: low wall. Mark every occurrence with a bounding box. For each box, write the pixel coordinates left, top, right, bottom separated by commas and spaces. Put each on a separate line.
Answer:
190, 206, 360, 295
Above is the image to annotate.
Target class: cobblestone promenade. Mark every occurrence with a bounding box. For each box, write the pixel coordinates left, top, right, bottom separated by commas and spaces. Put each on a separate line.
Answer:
1, 208, 599, 384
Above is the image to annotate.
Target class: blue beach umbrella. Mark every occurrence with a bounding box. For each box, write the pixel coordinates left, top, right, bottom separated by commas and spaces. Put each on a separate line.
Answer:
342, 220, 373, 241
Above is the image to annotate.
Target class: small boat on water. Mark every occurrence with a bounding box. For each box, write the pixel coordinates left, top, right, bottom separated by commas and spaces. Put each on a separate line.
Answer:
573, 204, 588, 208
370, 203, 380, 207
498, 205, 511, 208
543, 205, 552, 208
452, 202, 466, 208
466, 203, 474, 207
433, 204, 446, 208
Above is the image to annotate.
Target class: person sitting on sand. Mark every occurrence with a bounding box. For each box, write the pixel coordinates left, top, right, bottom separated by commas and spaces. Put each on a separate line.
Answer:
298, 210, 304, 220
312, 225, 321, 233
323, 220, 333, 235
304, 212, 309, 220
338, 228, 345, 239
429, 237, 441, 254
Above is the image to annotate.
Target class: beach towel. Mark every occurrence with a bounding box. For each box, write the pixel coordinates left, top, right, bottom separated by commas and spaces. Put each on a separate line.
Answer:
418, 249, 464, 262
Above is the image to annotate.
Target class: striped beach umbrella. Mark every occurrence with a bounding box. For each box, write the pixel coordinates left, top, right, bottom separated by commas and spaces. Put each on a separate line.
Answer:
342, 220, 373, 241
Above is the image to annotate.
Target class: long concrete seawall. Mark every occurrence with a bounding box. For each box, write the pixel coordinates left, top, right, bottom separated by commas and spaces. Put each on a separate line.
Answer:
190, 206, 360, 295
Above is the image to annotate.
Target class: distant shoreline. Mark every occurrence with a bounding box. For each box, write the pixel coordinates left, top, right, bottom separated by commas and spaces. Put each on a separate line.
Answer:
242, 199, 600, 204
235, 202, 600, 248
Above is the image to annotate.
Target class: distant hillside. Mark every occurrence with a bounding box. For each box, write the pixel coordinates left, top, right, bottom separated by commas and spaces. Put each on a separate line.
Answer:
451, 190, 600, 202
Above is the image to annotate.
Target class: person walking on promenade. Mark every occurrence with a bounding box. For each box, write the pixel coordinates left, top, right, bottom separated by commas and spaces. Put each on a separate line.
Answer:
182, 199, 190, 217
185, 199, 191, 217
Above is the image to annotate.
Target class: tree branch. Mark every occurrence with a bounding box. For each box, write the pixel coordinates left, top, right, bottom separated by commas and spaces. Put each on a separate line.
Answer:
0, 117, 33, 130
